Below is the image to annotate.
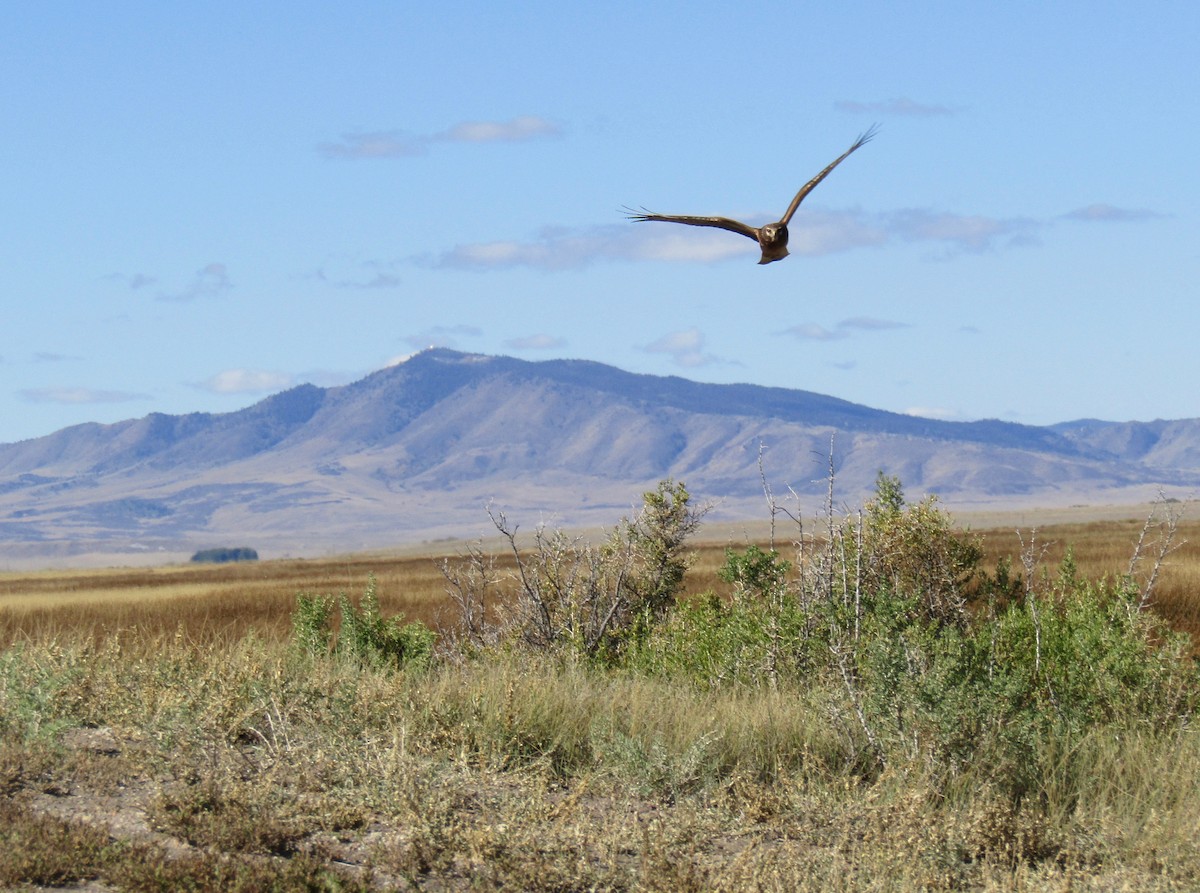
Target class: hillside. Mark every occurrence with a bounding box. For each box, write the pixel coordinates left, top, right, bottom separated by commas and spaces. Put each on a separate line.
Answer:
2, 349, 1197, 566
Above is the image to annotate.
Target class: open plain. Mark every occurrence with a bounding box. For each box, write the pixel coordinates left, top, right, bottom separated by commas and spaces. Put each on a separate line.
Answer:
2, 501, 1200, 891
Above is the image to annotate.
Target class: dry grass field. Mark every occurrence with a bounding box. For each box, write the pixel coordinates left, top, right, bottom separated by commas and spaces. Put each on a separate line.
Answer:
2, 502, 1199, 891
4, 508, 1200, 649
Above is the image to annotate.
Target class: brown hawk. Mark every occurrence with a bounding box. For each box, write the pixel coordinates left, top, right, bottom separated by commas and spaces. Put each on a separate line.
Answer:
626, 126, 878, 265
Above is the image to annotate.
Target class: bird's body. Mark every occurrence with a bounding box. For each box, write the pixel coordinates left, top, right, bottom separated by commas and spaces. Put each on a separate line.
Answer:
626, 126, 878, 265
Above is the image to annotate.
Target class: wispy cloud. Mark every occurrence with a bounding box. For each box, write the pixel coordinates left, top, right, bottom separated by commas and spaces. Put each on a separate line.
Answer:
195, 369, 296, 395
836, 97, 957, 117
1061, 203, 1165, 222
642, 327, 721, 368
839, 317, 908, 332
904, 406, 963, 421
20, 387, 149, 405
157, 263, 232, 302
319, 115, 561, 159
314, 266, 402, 290
400, 324, 483, 352
785, 210, 891, 255
886, 209, 1041, 253
105, 271, 157, 290
434, 212, 886, 271
318, 131, 426, 159
781, 317, 910, 342
431, 224, 707, 271
310, 257, 403, 289
437, 206, 1045, 271
32, 351, 81, 363
432, 197, 1163, 272
504, 333, 566, 351
434, 115, 560, 143
782, 322, 846, 342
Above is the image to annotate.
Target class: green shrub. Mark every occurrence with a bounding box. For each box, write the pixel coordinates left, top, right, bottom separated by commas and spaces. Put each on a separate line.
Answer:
291, 592, 334, 656
623, 474, 1197, 806
629, 545, 826, 688
291, 575, 435, 671
848, 550, 1197, 803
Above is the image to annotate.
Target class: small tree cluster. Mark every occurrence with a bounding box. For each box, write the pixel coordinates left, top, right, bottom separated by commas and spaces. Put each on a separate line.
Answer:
190, 547, 258, 564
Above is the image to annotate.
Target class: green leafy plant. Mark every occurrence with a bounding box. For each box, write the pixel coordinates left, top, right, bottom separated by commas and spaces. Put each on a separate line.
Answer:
291, 574, 435, 671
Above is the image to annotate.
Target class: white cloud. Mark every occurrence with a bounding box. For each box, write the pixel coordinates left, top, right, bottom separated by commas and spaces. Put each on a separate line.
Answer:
781, 323, 846, 342
504, 333, 566, 351
434, 115, 560, 143
433, 212, 883, 271
886, 209, 1040, 253
903, 406, 963, 421
786, 209, 890, 255
432, 224, 696, 271
838, 316, 910, 332
642, 327, 720, 368
432, 199, 1111, 272
20, 387, 149, 405
781, 317, 909, 341
318, 131, 426, 159
197, 369, 295, 395
319, 115, 559, 159
1061, 203, 1164, 222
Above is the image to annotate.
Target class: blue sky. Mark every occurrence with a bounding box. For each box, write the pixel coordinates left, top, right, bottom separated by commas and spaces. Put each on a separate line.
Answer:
3, 2, 1198, 445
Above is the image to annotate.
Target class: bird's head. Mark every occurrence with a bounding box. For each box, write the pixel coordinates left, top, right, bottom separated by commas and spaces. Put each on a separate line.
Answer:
756, 223, 790, 263
759, 222, 789, 248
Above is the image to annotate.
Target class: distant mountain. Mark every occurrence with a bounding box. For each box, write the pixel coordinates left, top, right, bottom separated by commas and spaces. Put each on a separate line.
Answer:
2, 349, 1198, 566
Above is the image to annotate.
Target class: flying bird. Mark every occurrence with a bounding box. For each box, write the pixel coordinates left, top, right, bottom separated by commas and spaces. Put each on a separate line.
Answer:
626, 126, 878, 265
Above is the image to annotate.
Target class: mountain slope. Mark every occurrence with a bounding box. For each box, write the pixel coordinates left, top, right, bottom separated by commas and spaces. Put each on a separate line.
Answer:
2, 349, 1197, 565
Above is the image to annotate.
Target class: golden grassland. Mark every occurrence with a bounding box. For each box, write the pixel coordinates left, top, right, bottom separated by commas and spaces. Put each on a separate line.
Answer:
2, 510, 1199, 890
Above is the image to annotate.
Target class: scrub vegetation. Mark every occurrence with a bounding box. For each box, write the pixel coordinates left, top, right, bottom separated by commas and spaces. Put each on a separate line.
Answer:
2, 477, 1199, 891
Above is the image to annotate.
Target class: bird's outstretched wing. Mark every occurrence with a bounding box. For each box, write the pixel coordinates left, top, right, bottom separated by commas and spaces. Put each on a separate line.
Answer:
778, 124, 879, 226
623, 207, 759, 242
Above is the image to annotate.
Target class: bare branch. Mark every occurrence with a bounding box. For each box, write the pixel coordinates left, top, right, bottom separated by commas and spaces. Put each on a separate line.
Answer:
1131, 490, 1187, 612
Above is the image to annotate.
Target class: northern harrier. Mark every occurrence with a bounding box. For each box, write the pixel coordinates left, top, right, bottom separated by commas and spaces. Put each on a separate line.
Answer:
626, 126, 878, 265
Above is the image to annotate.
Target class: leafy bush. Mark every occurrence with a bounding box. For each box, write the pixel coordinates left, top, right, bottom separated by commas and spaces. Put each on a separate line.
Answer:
855, 473, 982, 628
292, 575, 434, 671
890, 566, 1199, 802
623, 474, 1197, 806
628, 544, 826, 688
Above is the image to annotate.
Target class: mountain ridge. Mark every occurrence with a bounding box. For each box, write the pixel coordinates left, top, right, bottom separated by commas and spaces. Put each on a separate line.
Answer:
2, 349, 1197, 566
